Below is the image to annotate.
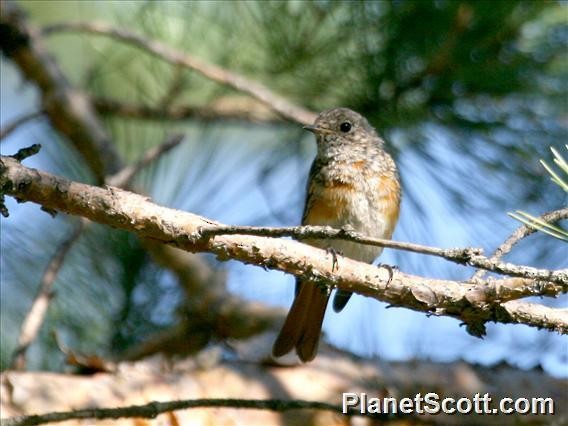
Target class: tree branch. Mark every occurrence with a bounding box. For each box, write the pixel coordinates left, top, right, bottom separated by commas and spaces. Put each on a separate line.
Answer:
8, 144, 42, 162
41, 21, 317, 125
472, 208, 568, 281
3, 398, 389, 426
120, 239, 284, 361
93, 97, 283, 124
0, 1, 121, 181
1, 0, 278, 355
2, 351, 565, 426
2, 155, 566, 335
9, 221, 84, 370
7, 134, 186, 368
198, 225, 567, 285
501, 300, 568, 333
105, 133, 185, 188
0, 110, 44, 142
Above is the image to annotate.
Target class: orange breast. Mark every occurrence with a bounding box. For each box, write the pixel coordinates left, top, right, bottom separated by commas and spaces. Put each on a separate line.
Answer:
304, 173, 400, 230
303, 181, 356, 225
377, 174, 401, 238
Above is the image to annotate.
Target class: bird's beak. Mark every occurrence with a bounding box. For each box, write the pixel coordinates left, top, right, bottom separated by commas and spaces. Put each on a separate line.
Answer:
303, 125, 333, 135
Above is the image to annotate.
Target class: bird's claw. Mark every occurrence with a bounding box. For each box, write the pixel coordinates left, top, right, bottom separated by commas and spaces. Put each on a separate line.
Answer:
377, 263, 397, 286
326, 247, 343, 272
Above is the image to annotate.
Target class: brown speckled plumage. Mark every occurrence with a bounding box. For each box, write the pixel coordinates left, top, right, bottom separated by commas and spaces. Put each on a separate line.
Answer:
273, 108, 401, 362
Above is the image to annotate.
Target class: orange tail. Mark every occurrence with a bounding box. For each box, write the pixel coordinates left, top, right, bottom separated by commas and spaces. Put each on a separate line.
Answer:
272, 280, 330, 362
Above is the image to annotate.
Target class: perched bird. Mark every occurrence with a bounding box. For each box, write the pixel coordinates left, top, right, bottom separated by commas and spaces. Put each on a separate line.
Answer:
272, 108, 401, 362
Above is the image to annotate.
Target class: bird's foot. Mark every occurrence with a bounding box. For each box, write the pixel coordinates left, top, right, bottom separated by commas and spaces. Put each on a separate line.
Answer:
377, 263, 398, 286
326, 247, 343, 272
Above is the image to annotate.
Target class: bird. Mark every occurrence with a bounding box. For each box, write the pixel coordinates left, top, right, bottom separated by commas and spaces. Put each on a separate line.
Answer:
272, 107, 401, 362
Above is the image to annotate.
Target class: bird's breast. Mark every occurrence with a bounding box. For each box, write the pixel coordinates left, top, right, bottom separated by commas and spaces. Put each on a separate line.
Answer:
303, 162, 400, 262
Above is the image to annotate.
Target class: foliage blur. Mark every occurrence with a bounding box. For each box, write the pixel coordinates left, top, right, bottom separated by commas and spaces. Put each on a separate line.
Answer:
1, 0, 566, 373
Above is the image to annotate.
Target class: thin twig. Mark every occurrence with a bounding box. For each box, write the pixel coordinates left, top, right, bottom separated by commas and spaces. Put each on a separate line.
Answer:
0, 111, 45, 141
199, 224, 482, 260
105, 134, 185, 187
93, 97, 282, 123
10, 221, 85, 370
42, 22, 317, 125
9, 144, 42, 162
2, 397, 395, 426
471, 208, 568, 281
158, 64, 186, 109
198, 225, 567, 286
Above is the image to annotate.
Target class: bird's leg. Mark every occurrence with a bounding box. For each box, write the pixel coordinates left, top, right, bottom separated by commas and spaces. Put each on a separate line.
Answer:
377, 263, 398, 286
325, 247, 343, 272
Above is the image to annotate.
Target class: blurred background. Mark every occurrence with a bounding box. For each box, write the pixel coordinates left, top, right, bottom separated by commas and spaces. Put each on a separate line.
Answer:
1, 0, 566, 376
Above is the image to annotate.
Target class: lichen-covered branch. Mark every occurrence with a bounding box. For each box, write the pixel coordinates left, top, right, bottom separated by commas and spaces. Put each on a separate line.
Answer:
472, 208, 568, 281
501, 300, 568, 333
2, 155, 566, 335
199, 225, 567, 286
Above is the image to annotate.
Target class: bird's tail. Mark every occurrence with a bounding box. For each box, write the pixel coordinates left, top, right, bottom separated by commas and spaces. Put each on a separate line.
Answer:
272, 280, 330, 362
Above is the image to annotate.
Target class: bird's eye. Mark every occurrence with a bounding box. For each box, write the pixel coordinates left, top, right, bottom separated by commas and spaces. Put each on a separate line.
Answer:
339, 122, 352, 133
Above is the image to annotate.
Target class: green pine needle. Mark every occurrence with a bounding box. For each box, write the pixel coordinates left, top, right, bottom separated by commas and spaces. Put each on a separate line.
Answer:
508, 211, 568, 242
508, 146, 568, 242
